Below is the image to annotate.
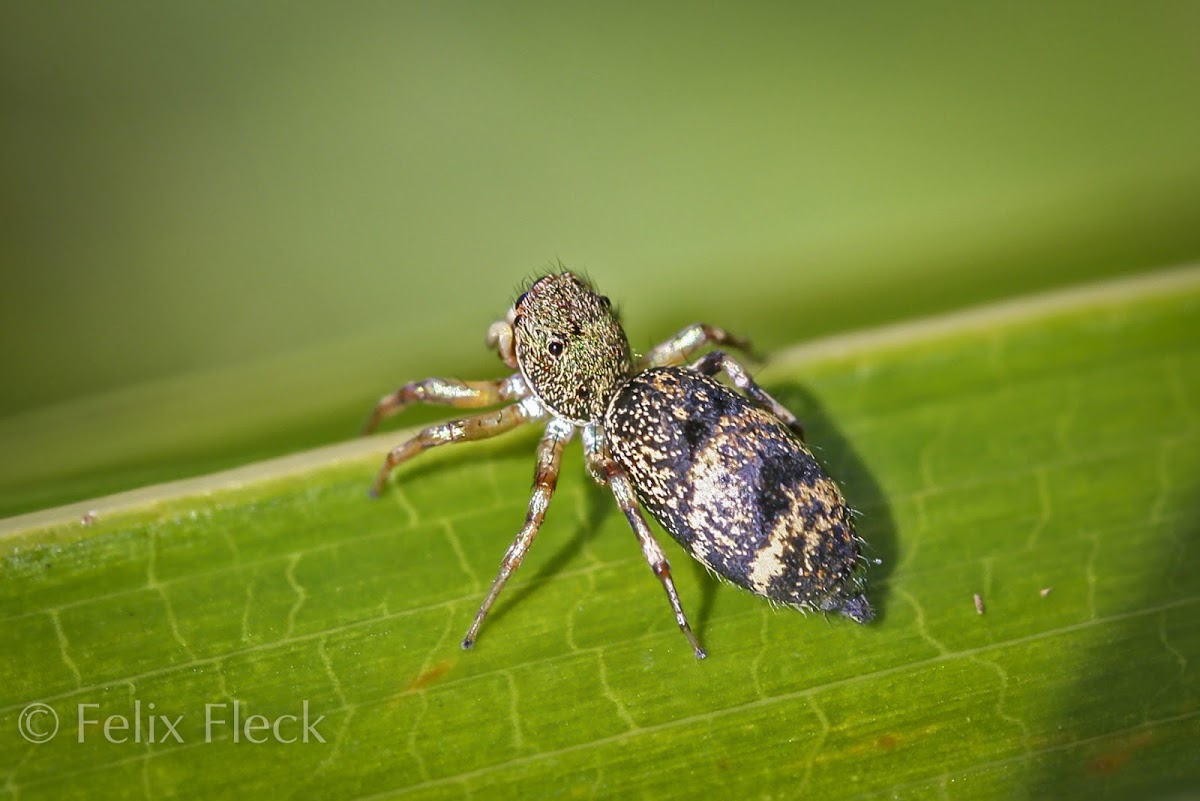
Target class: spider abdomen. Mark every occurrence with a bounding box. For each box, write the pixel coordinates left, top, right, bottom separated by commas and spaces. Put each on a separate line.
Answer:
604, 367, 873, 622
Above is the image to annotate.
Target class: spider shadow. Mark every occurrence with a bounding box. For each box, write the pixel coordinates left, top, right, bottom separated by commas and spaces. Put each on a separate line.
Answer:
686, 380, 897, 629
374, 420, 614, 632
493, 469, 737, 646
485, 467, 615, 631
401, 380, 896, 639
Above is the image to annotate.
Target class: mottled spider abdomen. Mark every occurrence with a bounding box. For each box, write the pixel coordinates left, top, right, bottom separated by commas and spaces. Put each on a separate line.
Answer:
605, 366, 873, 622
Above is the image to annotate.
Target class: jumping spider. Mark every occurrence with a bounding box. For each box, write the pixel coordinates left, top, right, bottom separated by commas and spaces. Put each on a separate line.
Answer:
365, 271, 872, 658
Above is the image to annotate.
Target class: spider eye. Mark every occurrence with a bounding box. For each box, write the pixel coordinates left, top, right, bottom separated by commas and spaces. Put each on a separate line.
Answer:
548, 339, 565, 357
598, 295, 611, 309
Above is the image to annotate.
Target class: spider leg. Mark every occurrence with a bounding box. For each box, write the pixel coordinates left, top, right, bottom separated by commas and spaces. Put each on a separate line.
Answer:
583, 426, 706, 659
462, 417, 575, 650
369, 397, 543, 497
691, 350, 806, 441
639, 323, 761, 369
363, 374, 528, 434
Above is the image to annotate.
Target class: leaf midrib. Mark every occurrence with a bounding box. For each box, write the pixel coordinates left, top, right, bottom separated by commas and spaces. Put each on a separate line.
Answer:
5, 264, 1196, 541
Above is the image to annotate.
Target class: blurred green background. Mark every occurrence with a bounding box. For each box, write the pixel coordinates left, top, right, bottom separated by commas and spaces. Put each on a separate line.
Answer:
2, 2, 1199, 517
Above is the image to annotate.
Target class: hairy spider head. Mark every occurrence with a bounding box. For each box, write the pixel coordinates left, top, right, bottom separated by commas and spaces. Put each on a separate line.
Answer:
508, 272, 632, 423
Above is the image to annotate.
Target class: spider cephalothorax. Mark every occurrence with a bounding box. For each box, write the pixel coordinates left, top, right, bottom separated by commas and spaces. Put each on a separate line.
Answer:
509, 273, 632, 423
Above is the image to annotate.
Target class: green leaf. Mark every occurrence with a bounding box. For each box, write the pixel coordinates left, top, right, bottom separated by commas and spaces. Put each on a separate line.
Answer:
6, 3, 1200, 520
2, 268, 1197, 800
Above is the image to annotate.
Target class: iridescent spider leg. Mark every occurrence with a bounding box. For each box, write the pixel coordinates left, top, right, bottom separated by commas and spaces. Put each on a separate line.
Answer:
363, 374, 528, 434
462, 417, 574, 650
639, 323, 761, 369
369, 396, 544, 497
691, 350, 805, 441
583, 426, 707, 659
